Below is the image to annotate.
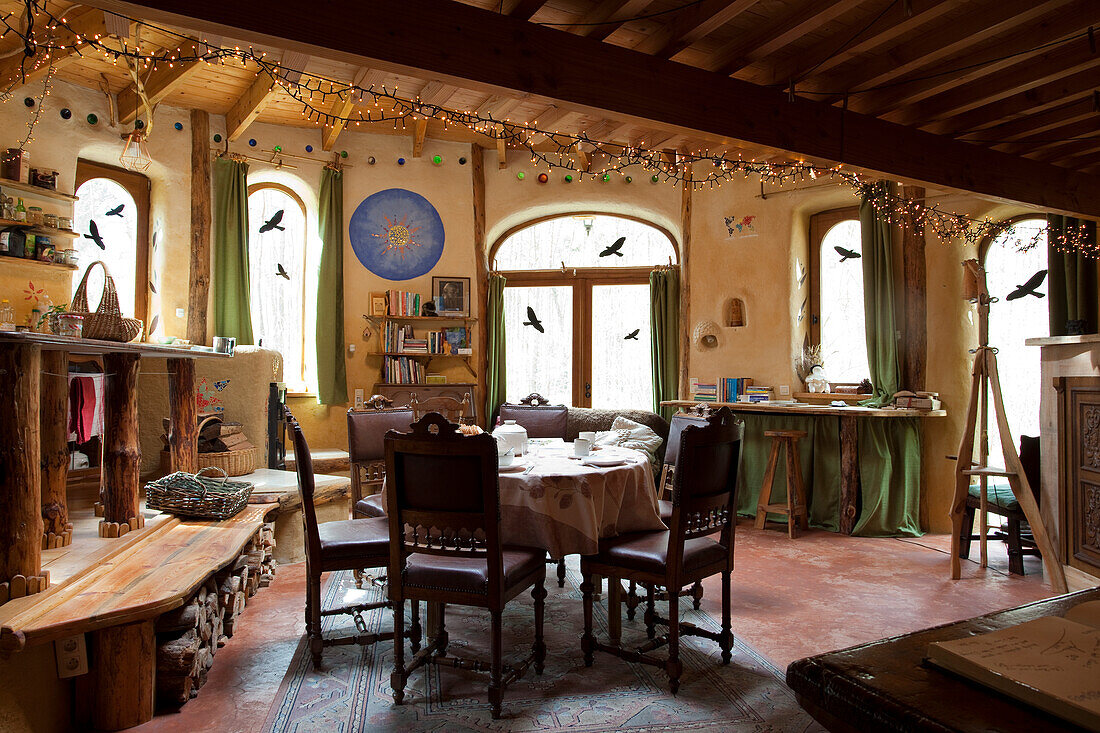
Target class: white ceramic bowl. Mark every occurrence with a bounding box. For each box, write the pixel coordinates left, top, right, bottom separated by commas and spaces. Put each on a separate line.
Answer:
498, 451, 515, 468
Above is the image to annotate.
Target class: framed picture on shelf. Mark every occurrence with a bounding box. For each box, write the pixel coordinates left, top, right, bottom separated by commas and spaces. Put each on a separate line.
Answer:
432, 276, 470, 316
370, 292, 388, 317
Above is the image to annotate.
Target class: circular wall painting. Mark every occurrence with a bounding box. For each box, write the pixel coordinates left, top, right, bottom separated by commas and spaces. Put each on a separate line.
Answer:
349, 188, 445, 280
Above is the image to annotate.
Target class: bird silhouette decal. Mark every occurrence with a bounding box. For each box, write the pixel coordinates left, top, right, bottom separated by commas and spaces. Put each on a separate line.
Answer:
276, 263, 290, 280
84, 220, 105, 249
523, 306, 544, 333
599, 236, 625, 257
625, 329, 639, 340
259, 210, 285, 233
1006, 269, 1048, 301
105, 204, 124, 217
834, 246, 861, 262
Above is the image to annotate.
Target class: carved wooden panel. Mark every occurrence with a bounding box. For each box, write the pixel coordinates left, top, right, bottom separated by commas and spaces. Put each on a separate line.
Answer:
1061, 378, 1100, 577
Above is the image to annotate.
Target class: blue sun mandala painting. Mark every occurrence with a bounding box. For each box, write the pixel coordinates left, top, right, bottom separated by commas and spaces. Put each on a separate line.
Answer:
349, 188, 445, 280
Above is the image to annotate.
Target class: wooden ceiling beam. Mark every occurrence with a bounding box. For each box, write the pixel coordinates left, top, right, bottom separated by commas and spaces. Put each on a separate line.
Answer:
929, 68, 1100, 137
509, 0, 547, 21
565, 0, 649, 37
117, 45, 207, 125
990, 117, 1100, 157
225, 68, 278, 141
89, 0, 1100, 218
322, 68, 385, 151
1029, 136, 1100, 165
0, 8, 106, 89
709, 0, 865, 77
412, 117, 429, 156
964, 97, 1099, 148
859, 2, 1100, 119
887, 44, 1100, 127
476, 94, 525, 120
416, 80, 459, 107
587, 0, 661, 42
803, 0, 1074, 102
632, 0, 758, 59
764, 0, 958, 88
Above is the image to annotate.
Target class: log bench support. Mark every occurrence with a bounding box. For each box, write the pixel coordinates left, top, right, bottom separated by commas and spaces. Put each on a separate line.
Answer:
89, 620, 156, 731
100, 353, 145, 538
0, 343, 49, 604
167, 358, 197, 474
42, 350, 74, 549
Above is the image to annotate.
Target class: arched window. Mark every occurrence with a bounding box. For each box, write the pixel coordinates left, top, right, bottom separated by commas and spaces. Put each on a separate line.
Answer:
492, 213, 678, 408
810, 207, 869, 385
981, 217, 1048, 450
247, 183, 309, 391
73, 161, 150, 324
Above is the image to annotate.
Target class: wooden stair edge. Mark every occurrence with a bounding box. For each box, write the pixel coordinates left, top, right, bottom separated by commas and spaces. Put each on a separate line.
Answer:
0, 506, 276, 652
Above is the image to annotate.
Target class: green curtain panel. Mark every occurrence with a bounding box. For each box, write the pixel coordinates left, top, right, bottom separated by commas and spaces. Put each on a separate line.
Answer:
1047, 214, 1098, 336
859, 182, 901, 407
853, 418, 923, 537
316, 166, 347, 405
213, 157, 253, 344
649, 268, 681, 421
485, 273, 507, 421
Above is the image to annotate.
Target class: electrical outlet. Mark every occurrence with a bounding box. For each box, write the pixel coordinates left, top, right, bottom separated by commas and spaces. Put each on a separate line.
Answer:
779, 385, 790, 396
54, 634, 88, 678
175, 307, 185, 318
354, 389, 365, 409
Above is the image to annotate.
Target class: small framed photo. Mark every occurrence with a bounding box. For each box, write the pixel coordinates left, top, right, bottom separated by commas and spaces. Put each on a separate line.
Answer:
370, 292, 388, 317
432, 276, 470, 317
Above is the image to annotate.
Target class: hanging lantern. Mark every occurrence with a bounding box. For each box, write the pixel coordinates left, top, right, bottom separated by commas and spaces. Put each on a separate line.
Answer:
119, 131, 152, 172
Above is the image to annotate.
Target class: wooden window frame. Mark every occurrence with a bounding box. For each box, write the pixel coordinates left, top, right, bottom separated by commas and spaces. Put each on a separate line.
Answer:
75, 159, 151, 324
491, 212, 679, 408
808, 206, 860, 348
246, 182, 310, 393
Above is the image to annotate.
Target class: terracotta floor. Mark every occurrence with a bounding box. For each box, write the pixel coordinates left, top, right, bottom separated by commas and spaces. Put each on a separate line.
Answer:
134, 525, 1050, 732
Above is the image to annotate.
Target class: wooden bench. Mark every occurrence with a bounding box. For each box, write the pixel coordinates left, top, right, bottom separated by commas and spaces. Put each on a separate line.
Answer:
0, 504, 277, 730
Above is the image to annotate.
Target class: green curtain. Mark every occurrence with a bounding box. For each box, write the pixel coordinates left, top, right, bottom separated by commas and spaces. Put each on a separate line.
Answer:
1047, 214, 1098, 336
485, 273, 507, 422
213, 157, 253, 343
859, 182, 900, 407
316, 166, 347, 404
649, 268, 681, 421
853, 418, 922, 537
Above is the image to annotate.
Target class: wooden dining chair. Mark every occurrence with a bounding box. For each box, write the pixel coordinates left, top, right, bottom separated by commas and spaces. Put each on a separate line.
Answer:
581, 406, 743, 694
625, 411, 709, 619
385, 412, 547, 719
409, 392, 474, 424
497, 392, 569, 438
347, 400, 414, 518
284, 407, 417, 667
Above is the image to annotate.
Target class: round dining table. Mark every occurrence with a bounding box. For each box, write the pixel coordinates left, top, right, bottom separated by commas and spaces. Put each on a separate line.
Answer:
496, 442, 666, 558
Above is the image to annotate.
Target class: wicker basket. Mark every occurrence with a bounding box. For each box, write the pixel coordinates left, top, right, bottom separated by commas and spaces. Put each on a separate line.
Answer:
65, 261, 143, 342
145, 467, 254, 520
198, 446, 257, 477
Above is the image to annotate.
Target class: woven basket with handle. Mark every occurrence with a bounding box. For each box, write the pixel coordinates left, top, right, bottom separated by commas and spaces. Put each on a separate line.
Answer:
145, 466, 254, 520
66, 261, 143, 342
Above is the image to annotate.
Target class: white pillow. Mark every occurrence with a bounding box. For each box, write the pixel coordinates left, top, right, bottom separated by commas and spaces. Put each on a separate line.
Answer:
594, 416, 664, 464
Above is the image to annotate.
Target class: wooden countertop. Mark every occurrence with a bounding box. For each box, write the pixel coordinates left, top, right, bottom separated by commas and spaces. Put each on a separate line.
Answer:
0, 331, 231, 358
1024, 333, 1100, 347
661, 399, 946, 418
0, 505, 275, 652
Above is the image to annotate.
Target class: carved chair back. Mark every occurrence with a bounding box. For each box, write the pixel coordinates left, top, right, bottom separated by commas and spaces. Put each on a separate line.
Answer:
410, 392, 474, 424
384, 412, 504, 598
658, 412, 710, 500
665, 407, 743, 579
285, 406, 323, 571
497, 392, 568, 438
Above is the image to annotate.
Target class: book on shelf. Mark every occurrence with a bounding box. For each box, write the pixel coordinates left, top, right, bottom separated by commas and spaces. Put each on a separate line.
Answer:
382, 355, 426, 384
386, 290, 422, 317
925, 600, 1100, 730
893, 390, 941, 410
443, 326, 470, 355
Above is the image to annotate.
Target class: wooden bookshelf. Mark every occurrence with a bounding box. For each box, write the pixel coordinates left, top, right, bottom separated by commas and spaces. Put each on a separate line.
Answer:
0, 178, 78, 203
0, 256, 78, 272
0, 219, 80, 240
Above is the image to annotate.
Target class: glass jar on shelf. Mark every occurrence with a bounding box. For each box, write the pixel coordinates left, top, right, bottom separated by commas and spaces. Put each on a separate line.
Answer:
0, 299, 15, 332
26, 206, 43, 226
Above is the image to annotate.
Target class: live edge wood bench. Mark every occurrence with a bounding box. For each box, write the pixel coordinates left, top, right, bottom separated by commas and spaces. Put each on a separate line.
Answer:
0, 505, 277, 731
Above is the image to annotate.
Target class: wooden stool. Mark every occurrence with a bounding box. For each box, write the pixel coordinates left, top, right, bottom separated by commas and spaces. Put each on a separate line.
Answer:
754, 429, 809, 538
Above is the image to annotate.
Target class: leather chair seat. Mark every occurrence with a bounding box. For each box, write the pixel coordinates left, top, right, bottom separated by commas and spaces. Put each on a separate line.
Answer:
318, 517, 390, 565
355, 493, 386, 518
658, 500, 673, 523
403, 547, 545, 595
591, 531, 725, 575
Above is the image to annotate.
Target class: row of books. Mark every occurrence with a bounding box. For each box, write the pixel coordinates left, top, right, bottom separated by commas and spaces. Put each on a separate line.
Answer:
383, 321, 473, 355
382, 356, 427, 384
689, 377, 775, 403
387, 290, 422, 317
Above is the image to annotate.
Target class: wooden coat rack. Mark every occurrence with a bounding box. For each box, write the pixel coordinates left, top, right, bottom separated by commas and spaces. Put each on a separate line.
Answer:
949, 260, 1067, 593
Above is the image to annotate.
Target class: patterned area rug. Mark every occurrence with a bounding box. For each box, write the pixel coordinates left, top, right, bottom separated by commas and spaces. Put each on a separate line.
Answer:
264, 561, 823, 732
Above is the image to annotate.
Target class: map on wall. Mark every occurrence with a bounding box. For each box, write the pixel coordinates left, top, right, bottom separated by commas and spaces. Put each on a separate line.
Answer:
349, 188, 445, 280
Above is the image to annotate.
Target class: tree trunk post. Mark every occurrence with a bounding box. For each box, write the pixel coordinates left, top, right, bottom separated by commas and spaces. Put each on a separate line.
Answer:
167, 358, 197, 473
100, 353, 144, 537
41, 350, 72, 549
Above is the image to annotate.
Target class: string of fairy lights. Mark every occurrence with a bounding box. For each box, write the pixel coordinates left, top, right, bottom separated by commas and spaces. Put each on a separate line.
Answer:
0, 1, 1096, 255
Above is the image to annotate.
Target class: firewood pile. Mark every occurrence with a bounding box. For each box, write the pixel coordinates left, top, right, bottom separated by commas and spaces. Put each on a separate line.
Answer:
160, 415, 256, 454
153, 520, 275, 708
